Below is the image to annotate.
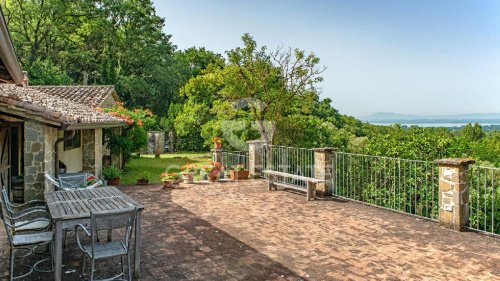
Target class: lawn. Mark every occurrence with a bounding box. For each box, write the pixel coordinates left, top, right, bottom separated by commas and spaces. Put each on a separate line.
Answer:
121, 152, 212, 185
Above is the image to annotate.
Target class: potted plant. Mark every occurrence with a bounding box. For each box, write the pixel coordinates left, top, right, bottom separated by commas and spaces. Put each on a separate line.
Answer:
160, 172, 179, 188
206, 162, 224, 182
212, 137, 223, 149
180, 163, 197, 184
229, 164, 249, 180
136, 171, 151, 185
102, 166, 122, 186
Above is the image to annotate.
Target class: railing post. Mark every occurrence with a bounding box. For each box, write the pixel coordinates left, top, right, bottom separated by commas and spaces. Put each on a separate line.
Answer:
313, 148, 336, 197
247, 140, 266, 179
434, 158, 475, 231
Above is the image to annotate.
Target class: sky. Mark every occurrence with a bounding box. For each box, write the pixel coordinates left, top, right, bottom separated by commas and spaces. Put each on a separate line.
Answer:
152, 0, 500, 118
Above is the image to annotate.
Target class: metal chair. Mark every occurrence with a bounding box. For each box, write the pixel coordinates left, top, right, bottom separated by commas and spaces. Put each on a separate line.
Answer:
0, 191, 54, 281
75, 207, 137, 281
44, 173, 60, 191
1, 188, 51, 233
58, 173, 103, 191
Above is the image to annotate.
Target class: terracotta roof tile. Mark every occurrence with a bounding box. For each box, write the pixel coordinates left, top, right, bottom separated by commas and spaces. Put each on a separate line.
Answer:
0, 84, 124, 127
30, 85, 116, 107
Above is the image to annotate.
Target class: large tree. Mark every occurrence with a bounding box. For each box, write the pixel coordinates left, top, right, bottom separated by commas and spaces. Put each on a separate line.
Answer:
221, 33, 326, 143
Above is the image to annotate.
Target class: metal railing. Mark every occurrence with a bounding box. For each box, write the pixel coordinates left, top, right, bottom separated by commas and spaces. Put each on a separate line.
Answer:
220, 151, 249, 171
467, 165, 500, 236
262, 145, 315, 188
333, 152, 439, 220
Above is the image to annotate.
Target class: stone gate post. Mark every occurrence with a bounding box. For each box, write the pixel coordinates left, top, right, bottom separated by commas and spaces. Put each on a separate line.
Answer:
247, 140, 266, 179
434, 158, 475, 231
314, 148, 335, 197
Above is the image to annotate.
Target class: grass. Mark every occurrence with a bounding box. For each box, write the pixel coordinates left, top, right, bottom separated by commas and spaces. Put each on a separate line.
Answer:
121, 152, 212, 185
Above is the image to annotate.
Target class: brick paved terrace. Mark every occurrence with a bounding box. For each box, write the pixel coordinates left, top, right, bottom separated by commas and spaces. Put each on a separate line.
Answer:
1, 180, 500, 280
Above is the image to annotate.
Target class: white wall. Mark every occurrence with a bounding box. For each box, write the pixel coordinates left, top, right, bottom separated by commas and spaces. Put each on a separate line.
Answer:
57, 131, 83, 173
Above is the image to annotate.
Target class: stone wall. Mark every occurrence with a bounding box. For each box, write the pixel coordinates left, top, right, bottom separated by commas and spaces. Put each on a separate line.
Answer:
43, 126, 58, 192
24, 120, 49, 200
82, 128, 103, 178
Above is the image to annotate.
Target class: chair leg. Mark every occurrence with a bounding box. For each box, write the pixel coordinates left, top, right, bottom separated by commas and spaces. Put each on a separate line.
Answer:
9, 247, 14, 281
90, 259, 95, 281
120, 255, 124, 278
81, 254, 86, 280
127, 253, 132, 281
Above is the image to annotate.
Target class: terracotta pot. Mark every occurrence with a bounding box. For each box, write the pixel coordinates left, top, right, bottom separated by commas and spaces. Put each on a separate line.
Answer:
229, 170, 249, 181
182, 172, 195, 184
208, 167, 221, 182
107, 177, 121, 186
214, 142, 222, 149
136, 179, 149, 185
162, 180, 174, 188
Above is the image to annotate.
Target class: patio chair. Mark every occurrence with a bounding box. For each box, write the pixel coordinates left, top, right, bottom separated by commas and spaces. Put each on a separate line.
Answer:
58, 173, 103, 191
75, 207, 137, 281
0, 191, 54, 281
1, 188, 51, 233
44, 173, 60, 191
1, 188, 47, 215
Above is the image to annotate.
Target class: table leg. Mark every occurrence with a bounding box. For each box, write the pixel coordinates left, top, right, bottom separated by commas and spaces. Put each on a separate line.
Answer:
54, 221, 63, 281
134, 212, 142, 278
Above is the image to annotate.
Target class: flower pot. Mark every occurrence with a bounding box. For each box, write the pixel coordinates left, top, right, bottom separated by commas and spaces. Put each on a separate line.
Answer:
229, 170, 249, 181
162, 180, 174, 188
136, 179, 149, 185
107, 177, 121, 186
182, 172, 195, 184
214, 142, 222, 149
208, 167, 222, 182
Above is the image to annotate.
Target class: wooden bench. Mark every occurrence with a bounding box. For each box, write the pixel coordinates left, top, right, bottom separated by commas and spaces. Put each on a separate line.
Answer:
263, 170, 325, 201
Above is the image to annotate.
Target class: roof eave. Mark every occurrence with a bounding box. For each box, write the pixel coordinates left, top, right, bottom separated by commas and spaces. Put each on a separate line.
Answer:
63, 121, 126, 130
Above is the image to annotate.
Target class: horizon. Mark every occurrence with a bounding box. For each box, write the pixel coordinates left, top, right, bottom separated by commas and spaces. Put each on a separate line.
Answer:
153, 0, 500, 118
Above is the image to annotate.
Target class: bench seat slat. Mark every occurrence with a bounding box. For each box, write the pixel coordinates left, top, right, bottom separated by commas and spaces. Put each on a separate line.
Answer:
263, 170, 325, 183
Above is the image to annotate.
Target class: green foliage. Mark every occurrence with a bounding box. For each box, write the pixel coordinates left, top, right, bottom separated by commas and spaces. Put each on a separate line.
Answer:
102, 165, 122, 179
2, 0, 180, 116
103, 105, 156, 164
461, 123, 485, 142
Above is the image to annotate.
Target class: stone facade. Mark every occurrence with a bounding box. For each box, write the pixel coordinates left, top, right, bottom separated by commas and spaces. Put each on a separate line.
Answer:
314, 148, 335, 196
82, 128, 103, 178
435, 158, 475, 231
43, 126, 58, 192
247, 140, 266, 178
24, 120, 56, 200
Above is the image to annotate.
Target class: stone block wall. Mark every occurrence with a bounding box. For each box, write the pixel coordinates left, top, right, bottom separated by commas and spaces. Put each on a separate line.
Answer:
82, 128, 103, 178
435, 158, 475, 231
24, 120, 54, 200
314, 148, 335, 196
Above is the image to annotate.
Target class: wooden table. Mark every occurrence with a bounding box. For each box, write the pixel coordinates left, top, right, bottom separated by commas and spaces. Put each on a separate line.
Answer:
45, 187, 144, 281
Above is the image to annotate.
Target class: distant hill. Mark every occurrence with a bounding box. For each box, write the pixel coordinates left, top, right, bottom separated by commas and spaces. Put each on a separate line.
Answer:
361, 112, 500, 124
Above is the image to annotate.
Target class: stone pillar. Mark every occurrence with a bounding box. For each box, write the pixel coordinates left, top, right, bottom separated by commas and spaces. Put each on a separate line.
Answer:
82, 129, 103, 178
213, 148, 222, 163
247, 140, 266, 179
434, 158, 475, 231
314, 148, 335, 197
24, 120, 50, 200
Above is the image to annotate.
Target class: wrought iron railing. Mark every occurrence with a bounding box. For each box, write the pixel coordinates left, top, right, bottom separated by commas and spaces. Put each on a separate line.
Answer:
333, 152, 440, 220
262, 145, 315, 188
220, 151, 249, 171
467, 165, 500, 236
